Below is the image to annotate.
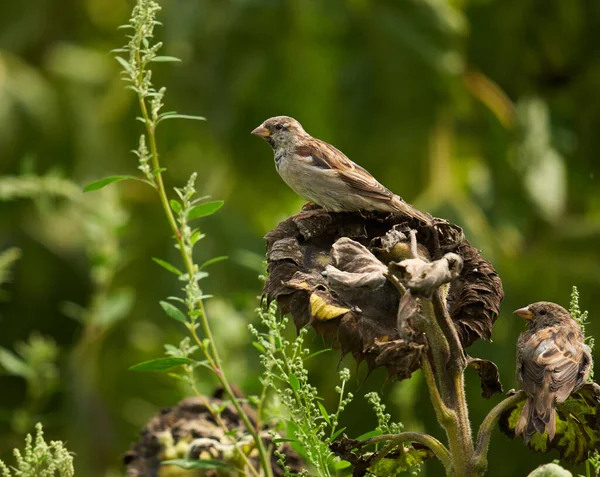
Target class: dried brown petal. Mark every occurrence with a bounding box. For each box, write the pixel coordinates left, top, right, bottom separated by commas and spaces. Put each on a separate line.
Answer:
467, 356, 503, 399
325, 237, 387, 290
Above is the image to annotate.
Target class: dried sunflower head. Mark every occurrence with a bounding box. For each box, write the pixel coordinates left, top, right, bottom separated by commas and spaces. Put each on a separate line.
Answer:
263, 210, 503, 380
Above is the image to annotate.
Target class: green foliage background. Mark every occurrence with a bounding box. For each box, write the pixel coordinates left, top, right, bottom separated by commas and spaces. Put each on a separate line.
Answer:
1, 0, 599, 475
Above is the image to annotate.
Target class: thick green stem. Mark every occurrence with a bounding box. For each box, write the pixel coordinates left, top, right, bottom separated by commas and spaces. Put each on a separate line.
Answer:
471, 391, 526, 474
420, 297, 473, 477
362, 432, 452, 473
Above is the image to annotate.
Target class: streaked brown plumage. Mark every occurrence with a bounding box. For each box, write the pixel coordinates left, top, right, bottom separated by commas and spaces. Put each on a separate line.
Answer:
514, 302, 592, 441
251, 116, 431, 223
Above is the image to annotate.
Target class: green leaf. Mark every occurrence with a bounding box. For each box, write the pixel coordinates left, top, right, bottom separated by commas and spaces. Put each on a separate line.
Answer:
334, 460, 352, 470
158, 113, 207, 123
318, 402, 331, 425
356, 429, 383, 441
151, 56, 182, 63
0, 348, 31, 378
159, 301, 187, 323
252, 342, 266, 353
95, 288, 135, 327
200, 256, 228, 269
129, 357, 192, 372
288, 373, 300, 393
304, 348, 332, 361
152, 258, 182, 276
272, 438, 296, 444
190, 230, 206, 244
187, 201, 224, 220
83, 175, 139, 192
331, 427, 347, 441
170, 199, 182, 214
368, 447, 434, 476
161, 459, 230, 470
178, 271, 209, 282
114, 56, 131, 72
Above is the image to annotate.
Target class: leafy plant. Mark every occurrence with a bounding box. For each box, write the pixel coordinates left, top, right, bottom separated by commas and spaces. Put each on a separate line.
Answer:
250, 301, 353, 476
86, 0, 273, 474
0, 423, 74, 477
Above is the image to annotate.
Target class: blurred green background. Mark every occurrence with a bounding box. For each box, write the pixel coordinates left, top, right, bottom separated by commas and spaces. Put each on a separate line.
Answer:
1, 0, 600, 475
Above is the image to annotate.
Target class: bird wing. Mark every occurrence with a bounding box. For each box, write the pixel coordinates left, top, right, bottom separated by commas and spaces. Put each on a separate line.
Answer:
295, 140, 397, 202
519, 326, 585, 402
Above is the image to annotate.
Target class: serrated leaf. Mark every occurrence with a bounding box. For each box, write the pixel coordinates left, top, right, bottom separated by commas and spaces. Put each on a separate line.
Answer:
129, 357, 192, 372
500, 383, 600, 464
318, 402, 331, 425
83, 175, 139, 192
200, 256, 228, 269
289, 373, 300, 393
159, 301, 187, 323
151, 56, 182, 63
170, 199, 182, 213
152, 258, 182, 276
187, 201, 224, 220
161, 459, 230, 470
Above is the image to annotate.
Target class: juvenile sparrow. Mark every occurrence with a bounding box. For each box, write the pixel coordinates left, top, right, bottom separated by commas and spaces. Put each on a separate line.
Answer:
514, 302, 592, 441
251, 116, 430, 223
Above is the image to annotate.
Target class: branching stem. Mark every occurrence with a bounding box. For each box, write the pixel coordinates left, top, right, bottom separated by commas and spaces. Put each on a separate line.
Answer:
361, 432, 452, 473
471, 391, 526, 473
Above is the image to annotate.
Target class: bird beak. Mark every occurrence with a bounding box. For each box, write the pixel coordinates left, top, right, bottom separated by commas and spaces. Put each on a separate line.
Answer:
251, 125, 270, 137
513, 307, 533, 320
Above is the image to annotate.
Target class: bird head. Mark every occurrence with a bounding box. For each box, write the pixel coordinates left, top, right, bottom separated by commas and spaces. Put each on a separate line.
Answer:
251, 116, 306, 150
513, 301, 573, 328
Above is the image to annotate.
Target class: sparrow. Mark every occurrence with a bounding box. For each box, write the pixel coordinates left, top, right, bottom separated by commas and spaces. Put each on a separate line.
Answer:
514, 301, 592, 441
251, 116, 431, 223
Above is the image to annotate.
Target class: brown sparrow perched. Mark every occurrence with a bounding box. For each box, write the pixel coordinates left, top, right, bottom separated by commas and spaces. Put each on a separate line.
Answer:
251, 116, 430, 223
514, 302, 592, 441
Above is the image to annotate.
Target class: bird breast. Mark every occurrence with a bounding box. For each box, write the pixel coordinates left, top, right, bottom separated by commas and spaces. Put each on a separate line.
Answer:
276, 154, 345, 209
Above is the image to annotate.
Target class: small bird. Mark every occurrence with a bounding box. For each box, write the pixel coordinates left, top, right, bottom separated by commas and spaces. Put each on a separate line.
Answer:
251, 116, 430, 223
514, 301, 592, 441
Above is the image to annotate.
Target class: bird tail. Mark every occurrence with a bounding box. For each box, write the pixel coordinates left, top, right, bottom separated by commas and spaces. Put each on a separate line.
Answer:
516, 393, 557, 442
390, 196, 431, 224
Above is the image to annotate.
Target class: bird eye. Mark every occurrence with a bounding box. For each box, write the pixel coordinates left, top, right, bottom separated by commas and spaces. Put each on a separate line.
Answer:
539, 309, 547, 316
275, 124, 283, 131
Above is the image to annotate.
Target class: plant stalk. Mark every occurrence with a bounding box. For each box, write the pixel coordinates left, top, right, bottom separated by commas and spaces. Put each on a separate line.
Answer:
135, 81, 273, 476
